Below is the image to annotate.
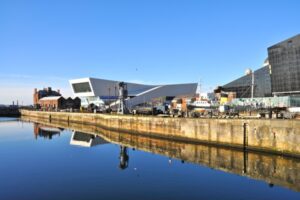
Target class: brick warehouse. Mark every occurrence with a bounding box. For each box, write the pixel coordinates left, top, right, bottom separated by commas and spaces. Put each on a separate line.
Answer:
33, 87, 61, 107
34, 87, 81, 110
38, 96, 81, 110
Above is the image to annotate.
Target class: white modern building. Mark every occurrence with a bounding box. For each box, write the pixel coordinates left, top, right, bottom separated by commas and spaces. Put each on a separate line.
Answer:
69, 77, 197, 108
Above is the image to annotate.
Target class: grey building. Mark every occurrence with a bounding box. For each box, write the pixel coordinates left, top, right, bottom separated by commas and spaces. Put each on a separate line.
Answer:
69, 77, 197, 108
222, 34, 300, 98
268, 34, 300, 96
222, 62, 272, 98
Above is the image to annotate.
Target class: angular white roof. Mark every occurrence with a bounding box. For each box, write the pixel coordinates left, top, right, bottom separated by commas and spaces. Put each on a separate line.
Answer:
69, 77, 198, 108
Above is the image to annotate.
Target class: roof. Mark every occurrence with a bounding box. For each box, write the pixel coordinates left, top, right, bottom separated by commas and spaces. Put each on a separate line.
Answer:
268, 34, 300, 49
39, 96, 62, 101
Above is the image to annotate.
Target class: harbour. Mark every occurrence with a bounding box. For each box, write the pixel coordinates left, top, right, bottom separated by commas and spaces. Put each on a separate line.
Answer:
5, 32, 300, 198
20, 110, 300, 157
21, 115, 300, 193
1, 1, 300, 199
1, 116, 300, 200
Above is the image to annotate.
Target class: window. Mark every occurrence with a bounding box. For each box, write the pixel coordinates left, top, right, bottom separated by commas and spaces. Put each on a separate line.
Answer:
72, 82, 92, 93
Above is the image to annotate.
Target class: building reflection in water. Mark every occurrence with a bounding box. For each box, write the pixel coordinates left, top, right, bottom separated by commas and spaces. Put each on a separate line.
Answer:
25, 117, 300, 192
70, 131, 130, 170
70, 131, 108, 148
33, 123, 63, 140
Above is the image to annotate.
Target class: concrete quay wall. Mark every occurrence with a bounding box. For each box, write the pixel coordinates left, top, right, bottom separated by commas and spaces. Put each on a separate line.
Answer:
20, 110, 300, 156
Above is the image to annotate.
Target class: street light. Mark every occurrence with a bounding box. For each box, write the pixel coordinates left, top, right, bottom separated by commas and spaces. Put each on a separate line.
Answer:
245, 68, 254, 99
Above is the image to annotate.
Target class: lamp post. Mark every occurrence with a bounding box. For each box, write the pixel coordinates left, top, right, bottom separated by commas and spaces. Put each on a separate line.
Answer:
245, 69, 255, 99
108, 87, 111, 108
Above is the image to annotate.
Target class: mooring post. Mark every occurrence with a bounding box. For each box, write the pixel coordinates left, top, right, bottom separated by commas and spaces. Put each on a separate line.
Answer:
243, 122, 248, 174
243, 122, 248, 149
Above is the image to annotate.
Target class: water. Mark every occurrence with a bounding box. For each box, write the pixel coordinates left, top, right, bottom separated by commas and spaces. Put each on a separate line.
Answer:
1, 117, 300, 200
0, 117, 18, 122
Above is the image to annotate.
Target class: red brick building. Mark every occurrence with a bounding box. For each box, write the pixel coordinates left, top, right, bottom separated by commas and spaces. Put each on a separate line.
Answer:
38, 96, 81, 110
33, 87, 61, 107
34, 87, 81, 110
38, 96, 64, 110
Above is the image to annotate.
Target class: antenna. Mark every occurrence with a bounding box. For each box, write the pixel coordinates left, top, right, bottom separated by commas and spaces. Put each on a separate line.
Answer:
197, 77, 202, 96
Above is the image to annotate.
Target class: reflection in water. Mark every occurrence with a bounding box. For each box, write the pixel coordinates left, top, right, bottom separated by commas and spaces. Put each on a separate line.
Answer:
23, 116, 300, 192
0, 117, 18, 122
70, 131, 108, 147
119, 146, 129, 170
70, 131, 130, 170
33, 123, 63, 139
70, 131, 129, 170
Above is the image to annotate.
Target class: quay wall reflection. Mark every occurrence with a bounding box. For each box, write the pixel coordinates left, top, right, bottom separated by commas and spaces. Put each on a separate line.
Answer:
20, 110, 300, 156
22, 116, 300, 192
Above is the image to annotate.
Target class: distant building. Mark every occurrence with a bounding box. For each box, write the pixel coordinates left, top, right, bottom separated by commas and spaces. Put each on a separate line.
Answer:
221, 60, 272, 98
38, 96, 81, 110
268, 34, 300, 96
33, 87, 61, 107
220, 34, 300, 98
213, 88, 237, 105
34, 87, 81, 110
69, 77, 198, 108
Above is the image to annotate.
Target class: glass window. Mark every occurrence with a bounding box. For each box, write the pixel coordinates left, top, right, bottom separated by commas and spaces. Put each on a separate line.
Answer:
72, 82, 92, 93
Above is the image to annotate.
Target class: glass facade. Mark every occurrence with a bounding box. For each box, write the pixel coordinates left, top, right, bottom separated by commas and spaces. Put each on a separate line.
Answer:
268, 34, 300, 95
222, 34, 300, 98
222, 66, 272, 98
72, 82, 92, 93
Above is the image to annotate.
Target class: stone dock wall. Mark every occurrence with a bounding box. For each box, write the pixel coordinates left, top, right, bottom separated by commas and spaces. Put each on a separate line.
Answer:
20, 110, 300, 156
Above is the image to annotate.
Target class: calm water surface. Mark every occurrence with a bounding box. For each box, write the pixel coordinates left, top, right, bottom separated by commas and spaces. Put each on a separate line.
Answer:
0, 117, 300, 200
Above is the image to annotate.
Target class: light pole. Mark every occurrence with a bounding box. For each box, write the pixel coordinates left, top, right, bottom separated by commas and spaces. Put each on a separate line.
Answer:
108, 87, 111, 108
245, 69, 254, 99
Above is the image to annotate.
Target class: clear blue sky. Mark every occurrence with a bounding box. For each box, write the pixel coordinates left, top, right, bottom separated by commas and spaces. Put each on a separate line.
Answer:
0, 0, 299, 105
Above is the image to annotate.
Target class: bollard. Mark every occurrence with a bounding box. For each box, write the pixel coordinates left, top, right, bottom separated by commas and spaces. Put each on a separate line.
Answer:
243, 122, 248, 149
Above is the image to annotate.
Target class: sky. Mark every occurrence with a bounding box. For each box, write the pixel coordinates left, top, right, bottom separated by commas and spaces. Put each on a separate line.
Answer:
0, 0, 300, 105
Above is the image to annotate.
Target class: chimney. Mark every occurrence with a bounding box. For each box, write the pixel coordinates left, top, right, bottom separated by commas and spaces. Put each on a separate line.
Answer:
34, 88, 37, 94
57, 89, 60, 94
